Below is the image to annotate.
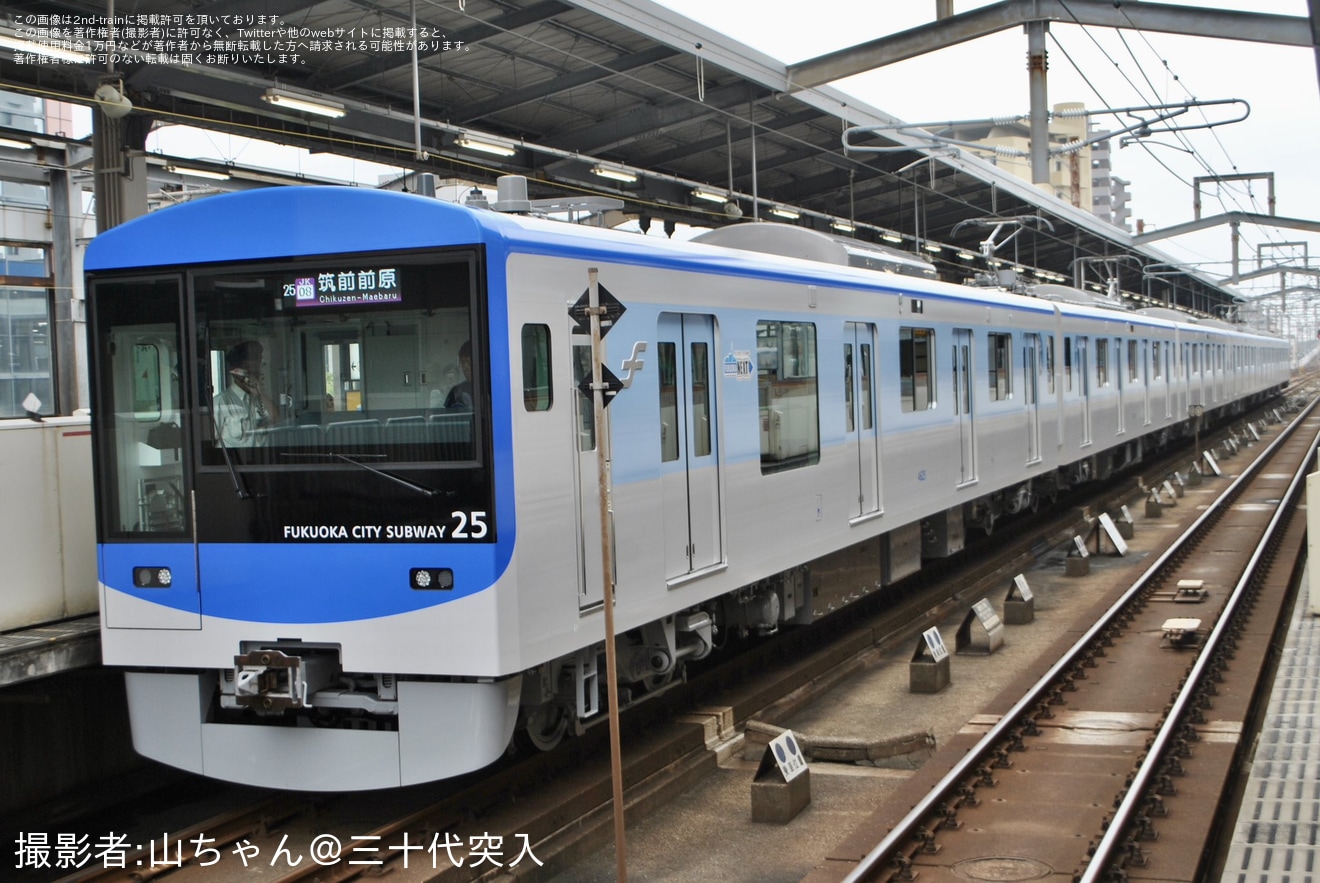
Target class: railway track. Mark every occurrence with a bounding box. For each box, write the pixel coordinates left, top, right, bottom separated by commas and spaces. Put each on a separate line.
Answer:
828, 396, 1320, 882
47, 392, 1314, 883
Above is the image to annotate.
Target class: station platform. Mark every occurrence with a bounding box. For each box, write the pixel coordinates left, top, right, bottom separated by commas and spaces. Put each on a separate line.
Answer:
1220, 563, 1320, 881
0, 615, 100, 688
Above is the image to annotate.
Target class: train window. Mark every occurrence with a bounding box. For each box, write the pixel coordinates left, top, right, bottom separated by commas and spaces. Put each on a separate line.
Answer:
192, 256, 482, 469
1096, 339, 1109, 386
988, 333, 1012, 401
1063, 337, 1073, 392
521, 324, 552, 411
573, 344, 597, 453
692, 342, 711, 458
757, 320, 819, 473
1129, 340, 1140, 383
899, 327, 936, 412
844, 343, 854, 433
90, 276, 189, 538
860, 342, 874, 431
1152, 341, 1163, 380
658, 341, 678, 462
1044, 335, 1056, 394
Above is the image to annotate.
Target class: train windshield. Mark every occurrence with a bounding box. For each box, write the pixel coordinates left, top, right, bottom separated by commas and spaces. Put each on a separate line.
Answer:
193, 256, 481, 468
91, 249, 492, 543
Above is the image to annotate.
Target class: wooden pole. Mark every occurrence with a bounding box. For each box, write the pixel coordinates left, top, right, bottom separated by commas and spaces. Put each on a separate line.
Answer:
588, 267, 628, 881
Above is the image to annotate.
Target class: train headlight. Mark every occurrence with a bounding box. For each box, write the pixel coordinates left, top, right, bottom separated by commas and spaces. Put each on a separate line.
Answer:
410, 568, 454, 591
132, 566, 172, 588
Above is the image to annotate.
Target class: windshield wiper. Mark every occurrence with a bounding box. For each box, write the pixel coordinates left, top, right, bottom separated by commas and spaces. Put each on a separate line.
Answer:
206, 402, 255, 500
218, 441, 255, 499
282, 452, 448, 498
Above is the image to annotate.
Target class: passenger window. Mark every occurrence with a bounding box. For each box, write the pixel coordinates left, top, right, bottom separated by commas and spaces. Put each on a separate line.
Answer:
899, 326, 936, 412
757, 320, 819, 473
844, 343, 854, 432
572, 344, 596, 452
1096, 339, 1109, 386
654, 340, 675, 461
658, 342, 678, 462
1064, 337, 1073, 392
521, 324, 552, 411
988, 333, 1012, 401
859, 343, 873, 431
1044, 335, 1056, 394
691, 342, 710, 458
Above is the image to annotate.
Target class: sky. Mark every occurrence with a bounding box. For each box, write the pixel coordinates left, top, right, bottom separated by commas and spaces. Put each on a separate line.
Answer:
652, 0, 1320, 297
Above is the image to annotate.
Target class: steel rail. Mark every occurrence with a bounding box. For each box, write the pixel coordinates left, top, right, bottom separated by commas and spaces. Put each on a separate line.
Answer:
1080, 407, 1320, 880
841, 398, 1319, 883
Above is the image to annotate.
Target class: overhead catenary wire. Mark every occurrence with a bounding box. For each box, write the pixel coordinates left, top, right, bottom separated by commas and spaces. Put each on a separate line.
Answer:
1051, 1, 1289, 266
419, 0, 1168, 270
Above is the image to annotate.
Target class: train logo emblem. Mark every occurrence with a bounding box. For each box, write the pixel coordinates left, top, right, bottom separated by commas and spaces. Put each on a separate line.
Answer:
723, 350, 752, 380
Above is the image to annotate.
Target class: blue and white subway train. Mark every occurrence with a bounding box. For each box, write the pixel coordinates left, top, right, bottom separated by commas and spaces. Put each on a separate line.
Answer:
84, 184, 1289, 791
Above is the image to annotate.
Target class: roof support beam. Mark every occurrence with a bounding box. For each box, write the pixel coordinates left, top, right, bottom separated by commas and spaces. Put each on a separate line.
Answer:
459, 45, 680, 124
787, 1, 1312, 89
322, 0, 573, 91
1133, 212, 1320, 244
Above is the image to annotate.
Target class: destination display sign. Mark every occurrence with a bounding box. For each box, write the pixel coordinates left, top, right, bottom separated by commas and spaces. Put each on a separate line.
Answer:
285, 267, 402, 308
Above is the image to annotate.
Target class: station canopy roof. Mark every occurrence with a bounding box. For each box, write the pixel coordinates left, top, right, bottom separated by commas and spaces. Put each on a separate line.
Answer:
0, 0, 1266, 313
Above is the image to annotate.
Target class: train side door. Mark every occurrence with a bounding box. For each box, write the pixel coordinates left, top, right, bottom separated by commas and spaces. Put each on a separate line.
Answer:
1076, 335, 1093, 446
844, 322, 881, 519
1142, 340, 1152, 426
659, 313, 724, 581
953, 329, 977, 486
1023, 334, 1041, 465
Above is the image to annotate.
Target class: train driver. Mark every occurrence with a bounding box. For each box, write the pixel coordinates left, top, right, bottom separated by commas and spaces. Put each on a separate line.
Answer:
442, 340, 474, 410
216, 340, 280, 447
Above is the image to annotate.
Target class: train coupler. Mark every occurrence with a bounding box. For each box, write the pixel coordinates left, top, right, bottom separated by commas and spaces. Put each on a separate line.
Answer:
230, 648, 331, 713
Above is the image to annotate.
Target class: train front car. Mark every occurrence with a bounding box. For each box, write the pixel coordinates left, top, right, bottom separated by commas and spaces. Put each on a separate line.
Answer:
86, 188, 518, 790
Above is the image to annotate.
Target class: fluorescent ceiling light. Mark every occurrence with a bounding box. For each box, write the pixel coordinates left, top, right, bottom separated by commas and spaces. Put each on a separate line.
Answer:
456, 136, 516, 157
771, 206, 800, 220
881, 232, 903, 244
166, 164, 231, 181
0, 137, 32, 150
261, 87, 345, 119
591, 165, 637, 184
957, 251, 977, 261
0, 31, 93, 63
923, 242, 942, 253
831, 221, 855, 233
692, 188, 727, 204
